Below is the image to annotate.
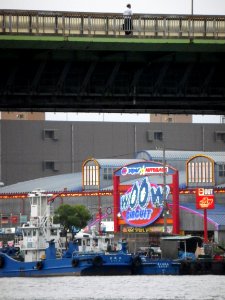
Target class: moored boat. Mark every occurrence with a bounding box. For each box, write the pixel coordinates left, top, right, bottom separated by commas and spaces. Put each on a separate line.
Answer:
1, 189, 225, 277
0, 189, 133, 277
132, 255, 180, 275
0, 241, 133, 277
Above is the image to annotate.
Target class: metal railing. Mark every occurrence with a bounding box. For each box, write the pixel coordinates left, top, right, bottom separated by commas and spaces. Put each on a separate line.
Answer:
0, 9, 225, 39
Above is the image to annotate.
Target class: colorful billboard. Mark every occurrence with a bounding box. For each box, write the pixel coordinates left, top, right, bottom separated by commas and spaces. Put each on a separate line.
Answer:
115, 162, 175, 177
196, 188, 215, 209
120, 177, 170, 227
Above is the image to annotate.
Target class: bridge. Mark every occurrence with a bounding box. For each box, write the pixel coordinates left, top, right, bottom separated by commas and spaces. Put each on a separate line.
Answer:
0, 9, 225, 114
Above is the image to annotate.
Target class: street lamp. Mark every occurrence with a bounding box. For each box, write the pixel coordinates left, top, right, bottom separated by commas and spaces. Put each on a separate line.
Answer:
162, 143, 168, 233
155, 140, 168, 233
191, 0, 194, 15
98, 194, 102, 235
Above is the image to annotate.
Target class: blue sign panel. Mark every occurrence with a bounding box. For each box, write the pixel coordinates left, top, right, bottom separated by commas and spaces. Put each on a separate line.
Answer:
120, 177, 170, 227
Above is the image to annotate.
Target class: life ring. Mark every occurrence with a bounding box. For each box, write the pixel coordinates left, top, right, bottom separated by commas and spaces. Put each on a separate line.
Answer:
148, 248, 154, 257
180, 261, 190, 275
93, 255, 103, 267
106, 207, 112, 215
36, 261, 43, 270
72, 258, 79, 267
132, 256, 142, 268
0, 256, 4, 268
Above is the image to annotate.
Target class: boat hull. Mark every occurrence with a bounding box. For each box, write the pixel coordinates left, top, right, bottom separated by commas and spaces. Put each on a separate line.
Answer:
132, 257, 180, 275
179, 259, 225, 275
0, 252, 133, 277
132, 256, 225, 275
2, 252, 224, 276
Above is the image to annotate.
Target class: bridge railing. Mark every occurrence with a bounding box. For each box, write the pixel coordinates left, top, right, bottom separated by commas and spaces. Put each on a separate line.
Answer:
0, 10, 225, 39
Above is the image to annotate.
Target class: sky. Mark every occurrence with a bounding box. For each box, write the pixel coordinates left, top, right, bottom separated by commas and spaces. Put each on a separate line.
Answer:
1, 1, 224, 123
1, 0, 225, 15
44, 113, 223, 123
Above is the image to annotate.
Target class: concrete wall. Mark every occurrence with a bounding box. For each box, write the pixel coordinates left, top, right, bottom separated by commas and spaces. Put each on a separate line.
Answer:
1, 120, 225, 185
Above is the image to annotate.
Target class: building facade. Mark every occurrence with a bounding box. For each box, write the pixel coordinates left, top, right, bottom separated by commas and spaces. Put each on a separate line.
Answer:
81, 155, 225, 244
1, 152, 225, 248
0, 120, 225, 186
150, 114, 192, 123
0, 112, 45, 120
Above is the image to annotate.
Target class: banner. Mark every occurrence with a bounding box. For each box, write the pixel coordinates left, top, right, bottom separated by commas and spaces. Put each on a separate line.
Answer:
10, 215, 18, 224
1, 216, 9, 224
20, 215, 27, 223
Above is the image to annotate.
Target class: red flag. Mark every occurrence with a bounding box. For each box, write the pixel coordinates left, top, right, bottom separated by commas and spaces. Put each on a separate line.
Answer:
10, 215, 18, 224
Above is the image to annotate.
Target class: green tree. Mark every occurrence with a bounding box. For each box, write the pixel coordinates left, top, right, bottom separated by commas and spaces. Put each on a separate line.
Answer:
54, 204, 92, 239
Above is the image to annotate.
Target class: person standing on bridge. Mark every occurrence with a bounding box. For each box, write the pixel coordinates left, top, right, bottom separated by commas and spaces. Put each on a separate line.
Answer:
123, 4, 133, 35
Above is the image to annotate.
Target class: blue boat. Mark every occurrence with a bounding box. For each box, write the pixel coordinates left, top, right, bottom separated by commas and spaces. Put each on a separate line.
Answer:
0, 189, 133, 277
0, 241, 134, 277
132, 255, 180, 275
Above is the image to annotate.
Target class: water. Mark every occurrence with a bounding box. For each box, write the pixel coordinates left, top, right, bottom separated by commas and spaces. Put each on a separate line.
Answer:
0, 275, 225, 300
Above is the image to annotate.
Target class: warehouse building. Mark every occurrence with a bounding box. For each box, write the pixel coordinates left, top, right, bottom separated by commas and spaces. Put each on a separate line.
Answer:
1, 150, 225, 247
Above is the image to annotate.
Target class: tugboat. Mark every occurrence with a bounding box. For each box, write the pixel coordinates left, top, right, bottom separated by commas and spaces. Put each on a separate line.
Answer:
132, 235, 225, 275
0, 189, 133, 277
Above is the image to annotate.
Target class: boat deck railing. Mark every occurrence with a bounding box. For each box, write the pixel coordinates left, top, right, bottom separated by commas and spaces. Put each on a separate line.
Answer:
0, 9, 225, 39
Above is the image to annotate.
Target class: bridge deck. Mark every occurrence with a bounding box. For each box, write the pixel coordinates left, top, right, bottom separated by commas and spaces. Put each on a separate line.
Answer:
0, 10, 225, 39
0, 10, 225, 115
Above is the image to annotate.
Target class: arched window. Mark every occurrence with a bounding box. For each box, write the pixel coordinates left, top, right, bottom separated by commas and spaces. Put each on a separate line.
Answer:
186, 155, 215, 187
82, 158, 100, 189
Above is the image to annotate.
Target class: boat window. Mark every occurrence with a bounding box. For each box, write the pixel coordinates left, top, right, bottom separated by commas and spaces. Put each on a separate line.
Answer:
50, 229, 58, 236
33, 229, 36, 236
93, 238, 98, 246
24, 230, 31, 236
87, 239, 90, 246
76, 239, 82, 246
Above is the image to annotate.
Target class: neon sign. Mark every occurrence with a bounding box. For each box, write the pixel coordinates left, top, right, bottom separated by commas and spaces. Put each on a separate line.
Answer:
121, 165, 168, 176
120, 177, 170, 227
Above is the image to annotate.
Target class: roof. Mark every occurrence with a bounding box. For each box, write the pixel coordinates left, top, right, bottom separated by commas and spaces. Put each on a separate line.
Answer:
160, 235, 203, 252
91, 159, 146, 168
161, 235, 202, 241
1, 169, 225, 229
136, 150, 225, 163
102, 171, 186, 190
0, 172, 82, 194
179, 202, 225, 229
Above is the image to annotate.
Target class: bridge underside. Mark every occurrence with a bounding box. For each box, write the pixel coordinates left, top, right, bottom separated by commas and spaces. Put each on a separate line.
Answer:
0, 37, 225, 114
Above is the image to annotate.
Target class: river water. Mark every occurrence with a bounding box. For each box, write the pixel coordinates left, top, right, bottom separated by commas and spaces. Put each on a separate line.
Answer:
0, 275, 225, 300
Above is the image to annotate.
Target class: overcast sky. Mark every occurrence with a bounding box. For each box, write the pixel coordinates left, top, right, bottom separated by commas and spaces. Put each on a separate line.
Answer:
44, 113, 222, 123
1, 1, 224, 123
1, 0, 225, 15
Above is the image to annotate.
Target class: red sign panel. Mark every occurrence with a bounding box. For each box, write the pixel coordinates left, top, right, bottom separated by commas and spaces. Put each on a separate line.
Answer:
196, 188, 215, 209
10, 215, 18, 224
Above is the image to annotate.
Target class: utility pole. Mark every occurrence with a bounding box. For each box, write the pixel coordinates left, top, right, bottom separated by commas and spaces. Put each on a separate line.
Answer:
162, 143, 168, 233
98, 194, 102, 235
190, 0, 194, 41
